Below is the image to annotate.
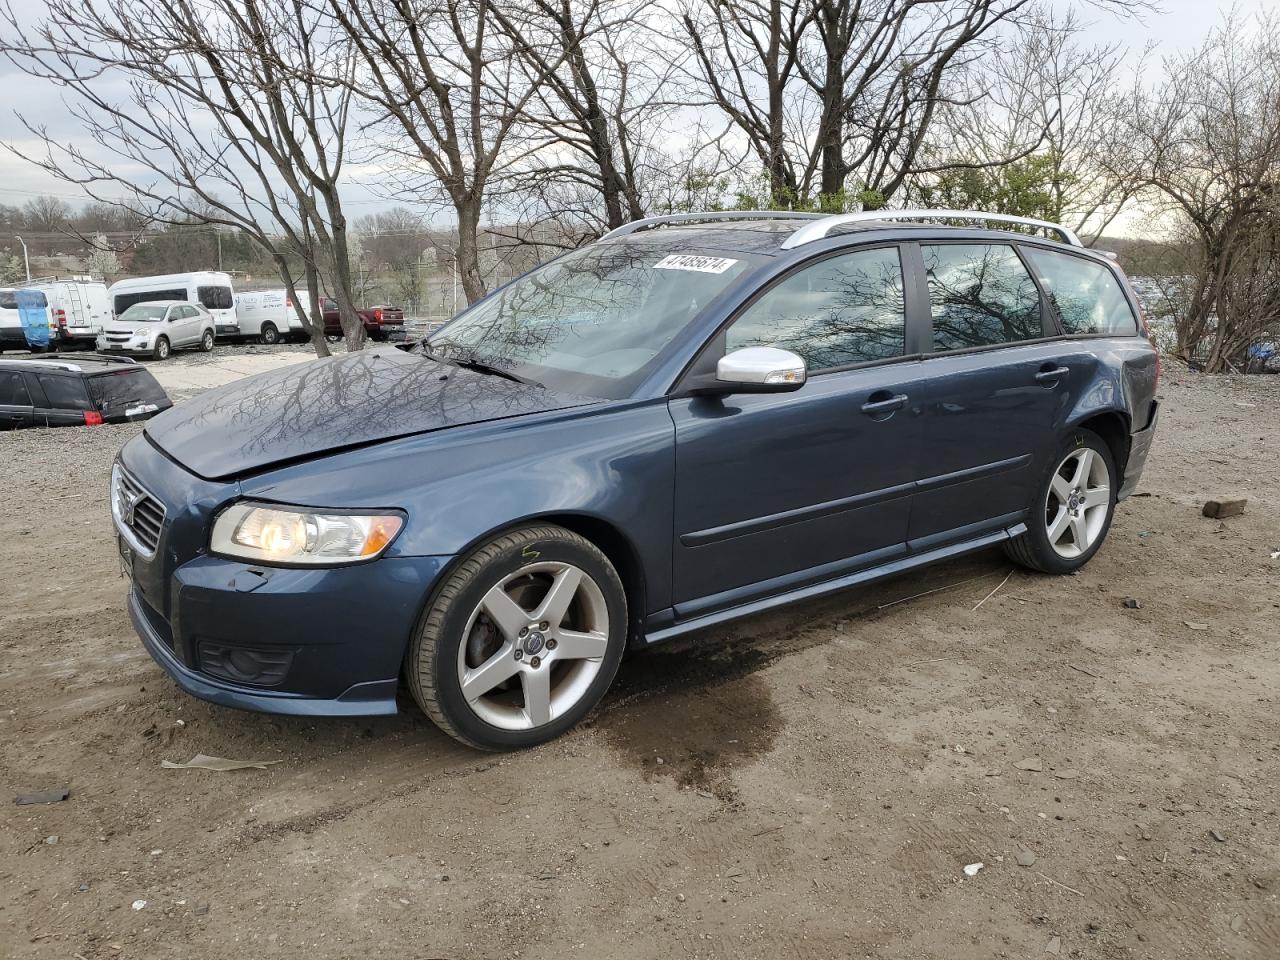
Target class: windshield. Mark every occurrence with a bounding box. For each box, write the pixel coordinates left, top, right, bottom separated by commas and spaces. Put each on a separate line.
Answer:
427, 241, 760, 398
119, 304, 169, 323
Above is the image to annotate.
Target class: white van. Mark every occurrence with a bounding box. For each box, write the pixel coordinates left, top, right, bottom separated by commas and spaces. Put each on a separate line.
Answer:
107, 271, 239, 337
33, 278, 111, 348
233, 288, 305, 344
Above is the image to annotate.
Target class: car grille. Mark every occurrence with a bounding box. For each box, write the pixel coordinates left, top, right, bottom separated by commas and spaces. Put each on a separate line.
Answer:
113, 466, 166, 555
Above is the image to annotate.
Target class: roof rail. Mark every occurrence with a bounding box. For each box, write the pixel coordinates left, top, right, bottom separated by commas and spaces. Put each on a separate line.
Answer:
600, 210, 825, 241
5, 358, 86, 373
779, 209, 1083, 250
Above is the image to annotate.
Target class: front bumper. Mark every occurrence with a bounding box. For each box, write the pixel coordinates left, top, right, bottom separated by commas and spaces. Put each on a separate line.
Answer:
127, 552, 449, 717
116, 435, 450, 717
1119, 400, 1160, 499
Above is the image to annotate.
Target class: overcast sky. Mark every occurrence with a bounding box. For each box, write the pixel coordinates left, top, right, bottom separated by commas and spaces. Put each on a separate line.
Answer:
0, 0, 1270, 217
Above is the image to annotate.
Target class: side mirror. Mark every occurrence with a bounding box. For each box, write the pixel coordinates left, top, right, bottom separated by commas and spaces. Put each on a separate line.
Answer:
714, 346, 807, 394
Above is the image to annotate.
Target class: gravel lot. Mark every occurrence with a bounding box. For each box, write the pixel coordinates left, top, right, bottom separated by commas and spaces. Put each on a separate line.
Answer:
1, 358, 1278, 960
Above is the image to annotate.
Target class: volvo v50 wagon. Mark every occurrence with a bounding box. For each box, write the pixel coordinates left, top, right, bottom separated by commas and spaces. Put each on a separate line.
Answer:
112, 210, 1159, 750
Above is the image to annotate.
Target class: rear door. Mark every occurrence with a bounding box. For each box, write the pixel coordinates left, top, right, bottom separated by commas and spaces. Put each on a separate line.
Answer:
905, 241, 1071, 547
669, 244, 925, 613
168, 305, 198, 346
0, 371, 35, 429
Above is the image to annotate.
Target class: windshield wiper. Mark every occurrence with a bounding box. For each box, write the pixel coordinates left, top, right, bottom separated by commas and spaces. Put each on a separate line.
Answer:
421, 345, 543, 388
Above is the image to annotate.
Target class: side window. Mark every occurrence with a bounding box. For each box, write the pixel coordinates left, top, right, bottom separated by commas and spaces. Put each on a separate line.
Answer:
725, 247, 906, 371
0, 371, 31, 406
197, 286, 233, 311
924, 244, 1042, 352
37, 375, 93, 411
1021, 248, 1138, 336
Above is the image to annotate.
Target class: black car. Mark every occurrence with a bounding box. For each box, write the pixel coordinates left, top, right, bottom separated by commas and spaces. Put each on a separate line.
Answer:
0, 354, 173, 429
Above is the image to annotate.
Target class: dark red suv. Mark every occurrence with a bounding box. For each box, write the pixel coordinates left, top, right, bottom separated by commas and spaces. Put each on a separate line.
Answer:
320, 299, 406, 342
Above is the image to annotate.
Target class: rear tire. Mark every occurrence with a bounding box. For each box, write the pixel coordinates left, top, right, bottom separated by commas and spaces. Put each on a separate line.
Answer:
259, 323, 279, 345
407, 524, 628, 751
200, 329, 215, 352
152, 336, 171, 361
1005, 427, 1117, 574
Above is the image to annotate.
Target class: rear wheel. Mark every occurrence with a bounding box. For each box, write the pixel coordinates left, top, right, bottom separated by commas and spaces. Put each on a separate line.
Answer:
407, 524, 628, 750
200, 329, 215, 352
152, 336, 171, 361
1005, 427, 1116, 574
259, 322, 279, 345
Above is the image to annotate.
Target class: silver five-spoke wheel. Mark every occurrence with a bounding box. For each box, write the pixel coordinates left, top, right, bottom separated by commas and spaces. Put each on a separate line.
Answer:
457, 561, 610, 730
1045, 446, 1110, 559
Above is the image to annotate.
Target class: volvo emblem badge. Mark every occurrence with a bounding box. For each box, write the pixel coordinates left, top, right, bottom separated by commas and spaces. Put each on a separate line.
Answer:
523, 631, 546, 655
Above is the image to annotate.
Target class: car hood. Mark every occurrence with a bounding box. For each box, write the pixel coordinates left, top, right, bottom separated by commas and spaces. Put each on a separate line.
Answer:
144, 348, 600, 480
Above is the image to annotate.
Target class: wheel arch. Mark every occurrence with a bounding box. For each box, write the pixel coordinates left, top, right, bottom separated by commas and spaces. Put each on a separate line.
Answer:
422, 511, 649, 652
1070, 409, 1131, 478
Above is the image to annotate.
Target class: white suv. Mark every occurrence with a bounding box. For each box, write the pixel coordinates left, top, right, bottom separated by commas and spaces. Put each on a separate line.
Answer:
97, 300, 216, 360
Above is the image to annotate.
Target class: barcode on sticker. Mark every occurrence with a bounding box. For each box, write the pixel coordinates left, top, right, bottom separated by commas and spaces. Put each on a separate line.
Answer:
653, 255, 739, 274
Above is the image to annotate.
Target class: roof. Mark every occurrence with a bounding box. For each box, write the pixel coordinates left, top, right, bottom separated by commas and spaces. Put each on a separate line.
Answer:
0, 354, 139, 374
598, 209, 1083, 254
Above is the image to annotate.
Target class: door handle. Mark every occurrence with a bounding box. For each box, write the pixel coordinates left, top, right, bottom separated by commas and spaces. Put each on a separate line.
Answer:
860, 392, 909, 415
1035, 366, 1070, 383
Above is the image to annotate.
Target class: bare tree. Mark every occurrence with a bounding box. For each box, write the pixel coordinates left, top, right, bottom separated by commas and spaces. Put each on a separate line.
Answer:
1124, 12, 1280, 370
906, 7, 1146, 244
678, 0, 1151, 210
327, 0, 566, 305
0, 0, 364, 355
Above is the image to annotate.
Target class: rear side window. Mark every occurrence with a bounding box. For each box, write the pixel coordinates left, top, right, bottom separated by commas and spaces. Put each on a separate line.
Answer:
1022, 248, 1138, 336
37, 375, 93, 411
115, 289, 186, 314
88, 369, 170, 410
726, 246, 906, 370
924, 244, 1042, 352
197, 286, 233, 310
0, 371, 31, 405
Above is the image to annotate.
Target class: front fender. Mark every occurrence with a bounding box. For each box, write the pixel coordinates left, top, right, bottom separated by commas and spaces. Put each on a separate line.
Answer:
240, 399, 677, 613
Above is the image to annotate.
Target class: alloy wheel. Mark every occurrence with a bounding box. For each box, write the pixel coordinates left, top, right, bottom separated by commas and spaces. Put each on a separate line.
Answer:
456, 561, 610, 730
1045, 446, 1110, 559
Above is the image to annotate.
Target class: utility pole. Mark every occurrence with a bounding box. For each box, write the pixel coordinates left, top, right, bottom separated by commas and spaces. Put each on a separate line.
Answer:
14, 236, 30, 281
216, 229, 223, 272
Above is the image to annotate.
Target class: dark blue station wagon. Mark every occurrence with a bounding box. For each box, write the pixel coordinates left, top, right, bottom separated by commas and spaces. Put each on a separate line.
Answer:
112, 210, 1160, 749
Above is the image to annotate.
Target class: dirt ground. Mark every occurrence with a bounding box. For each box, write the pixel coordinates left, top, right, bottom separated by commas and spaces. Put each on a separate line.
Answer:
2, 357, 1278, 960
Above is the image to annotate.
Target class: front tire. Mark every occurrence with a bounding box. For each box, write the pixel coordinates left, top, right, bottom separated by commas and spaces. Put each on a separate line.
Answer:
407, 524, 628, 750
1005, 427, 1117, 574
200, 329, 215, 352
152, 336, 171, 361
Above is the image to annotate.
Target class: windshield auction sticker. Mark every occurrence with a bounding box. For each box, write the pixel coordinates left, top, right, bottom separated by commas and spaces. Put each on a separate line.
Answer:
653, 254, 739, 274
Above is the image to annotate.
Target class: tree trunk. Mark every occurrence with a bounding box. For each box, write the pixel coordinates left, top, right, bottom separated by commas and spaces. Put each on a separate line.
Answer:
817, 5, 845, 201
273, 252, 329, 358
456, 200, 487, 306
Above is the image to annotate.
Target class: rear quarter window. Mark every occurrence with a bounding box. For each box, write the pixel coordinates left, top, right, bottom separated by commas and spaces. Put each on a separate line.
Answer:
1022, 248, 1139, 336
37, 374, 93, 411
88, 369, 170, 410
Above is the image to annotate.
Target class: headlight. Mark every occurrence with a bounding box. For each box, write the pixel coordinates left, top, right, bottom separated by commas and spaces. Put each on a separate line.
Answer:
210, 502, 404, 566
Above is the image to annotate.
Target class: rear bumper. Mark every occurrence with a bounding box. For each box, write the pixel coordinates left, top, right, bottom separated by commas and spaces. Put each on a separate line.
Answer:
1119, 400, 1159, 499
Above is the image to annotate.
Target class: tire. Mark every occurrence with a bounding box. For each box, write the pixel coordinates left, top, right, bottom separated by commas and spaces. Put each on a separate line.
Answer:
1004, 427, 1117, 574
325, 333, 341, 344
259, 322, 279, 345
152, 336, 171, 361
200, 329, 215, 352
407, 524, 628, 750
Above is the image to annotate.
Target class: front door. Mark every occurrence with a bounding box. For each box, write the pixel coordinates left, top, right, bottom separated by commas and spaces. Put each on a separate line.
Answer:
0, 371, 35, 429
670, 244, 922, 614
906, 242, 1067, 546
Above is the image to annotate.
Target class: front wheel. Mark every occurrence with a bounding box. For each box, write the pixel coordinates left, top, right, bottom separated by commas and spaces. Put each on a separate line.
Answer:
1005, 427, 1117, 574
407, 524, 628, 750
200, 329, 215, 352
152, 336, 171, 361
